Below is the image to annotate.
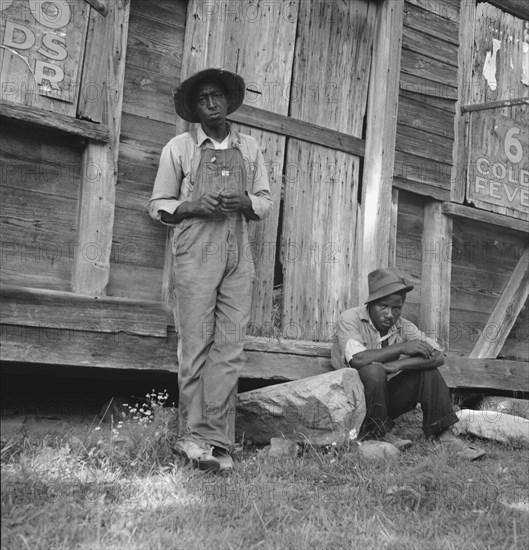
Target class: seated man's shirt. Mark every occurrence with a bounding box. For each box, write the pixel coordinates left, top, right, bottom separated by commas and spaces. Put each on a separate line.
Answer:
330, 305, 442, 370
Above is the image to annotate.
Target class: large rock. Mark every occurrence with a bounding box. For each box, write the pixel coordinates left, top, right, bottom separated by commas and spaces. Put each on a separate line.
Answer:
478, 396, 529, 420
453, 408, 529, 443
236, 369, 366, 446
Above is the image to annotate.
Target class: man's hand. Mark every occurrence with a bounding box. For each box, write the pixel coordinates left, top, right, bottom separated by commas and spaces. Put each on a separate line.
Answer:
400, 339, 435, 358
217, 190, 252, 214
190, 192, 221, 216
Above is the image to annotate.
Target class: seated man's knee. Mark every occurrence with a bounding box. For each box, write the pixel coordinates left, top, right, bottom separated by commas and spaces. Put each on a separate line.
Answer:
358, 362, 387, 386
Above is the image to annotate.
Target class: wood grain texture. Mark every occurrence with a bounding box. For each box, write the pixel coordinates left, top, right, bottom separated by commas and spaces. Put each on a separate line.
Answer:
0, 1, 89, 115
72, 0, 130, 296
228, 105, 365, 157
470, 3, 527, 121
165, 0, 300, 329
484, 0, 529, 20
0, 285, 173, 337
282, 0, 376, 339
442, 202, 529, 233
451, 0, 475, 204
0, 101, 109, 143
469, 247, 529, 359
1, 323, 526, 390
0, 124, 82, 290
358, 0, 403, 303
449, 216, 529, 360
420, 200, 453, 351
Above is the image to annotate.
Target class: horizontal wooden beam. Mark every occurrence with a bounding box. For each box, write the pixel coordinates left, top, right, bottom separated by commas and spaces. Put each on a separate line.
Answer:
0, 101, 110, 143
440, 357, 529, 392
1, 324, 527, 390
228, 104, 365, 157
441, 202, 529, 233
0, 285, 172, 337
461, 97, 529, 113
484, 0, 529, 20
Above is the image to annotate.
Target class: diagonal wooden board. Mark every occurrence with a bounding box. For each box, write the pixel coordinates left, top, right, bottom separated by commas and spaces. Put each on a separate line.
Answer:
469, 246, 529, 359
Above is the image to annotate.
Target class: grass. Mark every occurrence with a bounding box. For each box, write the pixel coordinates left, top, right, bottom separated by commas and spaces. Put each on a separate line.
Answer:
2, 397, 529, 550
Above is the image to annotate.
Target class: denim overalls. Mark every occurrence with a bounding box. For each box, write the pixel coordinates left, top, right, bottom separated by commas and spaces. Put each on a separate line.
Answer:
173, 131, 254, 451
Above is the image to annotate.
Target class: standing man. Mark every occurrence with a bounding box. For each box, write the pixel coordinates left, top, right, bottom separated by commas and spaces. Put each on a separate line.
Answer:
148, 68, 272, 473
331, 267, 486, 460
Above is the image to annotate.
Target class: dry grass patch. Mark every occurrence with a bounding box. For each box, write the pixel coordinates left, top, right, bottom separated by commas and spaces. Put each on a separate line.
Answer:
2, 401, 529, 549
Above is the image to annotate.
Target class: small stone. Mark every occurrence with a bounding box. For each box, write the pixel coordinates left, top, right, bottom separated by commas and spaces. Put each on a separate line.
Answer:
358, 440, 399, 461
268, 437, 299, 458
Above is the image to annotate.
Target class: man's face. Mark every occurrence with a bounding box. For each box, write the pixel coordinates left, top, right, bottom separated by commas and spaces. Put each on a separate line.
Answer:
368, 293, 404, 334
193, 82, 228, 127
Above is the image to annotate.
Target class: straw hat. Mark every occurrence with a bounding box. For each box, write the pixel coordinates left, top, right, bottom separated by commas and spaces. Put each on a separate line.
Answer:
365, 268, 414, 304
173, 68, 245, 122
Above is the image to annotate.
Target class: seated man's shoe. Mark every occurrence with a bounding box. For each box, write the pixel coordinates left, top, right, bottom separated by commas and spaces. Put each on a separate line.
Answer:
213, 449, 235, 474
434, 436, 486, 461
173, 439, 220, 472
381, 432, 413, 451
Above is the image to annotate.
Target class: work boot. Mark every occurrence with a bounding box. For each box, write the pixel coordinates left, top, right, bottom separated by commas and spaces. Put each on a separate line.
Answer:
173, 439, 220, 472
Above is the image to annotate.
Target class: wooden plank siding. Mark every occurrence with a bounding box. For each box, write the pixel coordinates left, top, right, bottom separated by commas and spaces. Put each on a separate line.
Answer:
72, 0, 130, 295
0, 122, 83, 291
165, 0, 300, 332
282, 0, 377, 339
449, 217, 528, 361
107, 0, 187, 301
393, 0, 460, 200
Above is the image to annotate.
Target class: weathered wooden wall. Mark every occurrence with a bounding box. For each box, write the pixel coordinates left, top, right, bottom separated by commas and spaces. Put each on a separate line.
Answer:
0, 123, 83, 290
281, 0, 376, 341
107, 0, 188, 300
393, 0, 460, 201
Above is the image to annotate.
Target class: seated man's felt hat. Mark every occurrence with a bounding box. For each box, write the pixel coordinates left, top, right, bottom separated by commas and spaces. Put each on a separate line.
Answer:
173, 68, 245, 123
366, 268, 414, 304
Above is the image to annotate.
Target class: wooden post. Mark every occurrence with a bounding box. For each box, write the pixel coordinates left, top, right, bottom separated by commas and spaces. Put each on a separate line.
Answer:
451, 0, 475, 204
72, 1, 130, 295
469, 246, 529, 359
389, 189, 399, 268
358, 0, 404, 302
420, 200, 453, 351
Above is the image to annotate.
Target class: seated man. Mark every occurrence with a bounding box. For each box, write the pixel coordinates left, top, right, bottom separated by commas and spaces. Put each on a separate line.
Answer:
331, 267, 485, 460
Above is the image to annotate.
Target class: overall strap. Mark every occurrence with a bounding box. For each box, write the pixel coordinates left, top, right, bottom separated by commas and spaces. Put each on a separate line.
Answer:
188, 128, 203, 186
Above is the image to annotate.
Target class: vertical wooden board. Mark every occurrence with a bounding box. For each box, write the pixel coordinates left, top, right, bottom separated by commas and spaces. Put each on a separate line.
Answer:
451, 0, 476, 203
359, 0, 404, 301
282, 141, 359, 341
120, 0, 186, 122
164, 0, 301, 325
281, 0, 375, 340
228, 123, 285, 334
181, 0, 299, 116
289, 0, 377, 135
420, 201, 453, 351
108, 0, 188, 300
72, 0, 130, 295
0, 0, 89, 115
395, 190, 424, 322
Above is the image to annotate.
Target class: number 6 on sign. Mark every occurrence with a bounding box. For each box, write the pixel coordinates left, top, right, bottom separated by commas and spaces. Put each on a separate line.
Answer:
504, 126, 523, 164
